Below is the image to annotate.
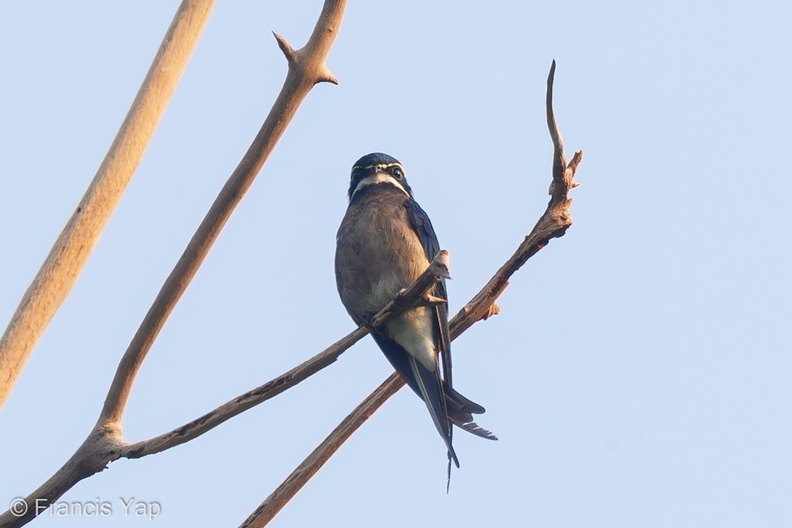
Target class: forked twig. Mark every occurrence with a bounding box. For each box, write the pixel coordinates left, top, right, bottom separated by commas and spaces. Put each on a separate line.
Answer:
0, 239, 441, 528
451, 59, 581, 337
244, 61, 583, 526
97, 0, 347, 430
0, 1, 348, 526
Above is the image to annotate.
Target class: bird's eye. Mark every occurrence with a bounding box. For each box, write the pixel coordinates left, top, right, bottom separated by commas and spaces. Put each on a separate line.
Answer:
391, 167, 404, 180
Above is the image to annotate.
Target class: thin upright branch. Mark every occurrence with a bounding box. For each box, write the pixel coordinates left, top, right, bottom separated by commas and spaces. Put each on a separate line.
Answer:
0, 0, 217, 410
244, 61, 583, 527
451, 60, 580, 336
97, 0, 347, 429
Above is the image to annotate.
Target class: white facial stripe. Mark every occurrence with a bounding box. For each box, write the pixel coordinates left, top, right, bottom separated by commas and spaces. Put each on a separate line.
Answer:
351, 172, 409, 197
353, 162, 403, 172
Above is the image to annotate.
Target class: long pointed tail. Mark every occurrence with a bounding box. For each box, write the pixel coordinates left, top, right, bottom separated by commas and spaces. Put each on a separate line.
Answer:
444, 384, 498, 440
407, 356, 460, 467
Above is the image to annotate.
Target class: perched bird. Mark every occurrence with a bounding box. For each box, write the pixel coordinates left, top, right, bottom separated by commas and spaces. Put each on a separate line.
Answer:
335, 152, 496, 468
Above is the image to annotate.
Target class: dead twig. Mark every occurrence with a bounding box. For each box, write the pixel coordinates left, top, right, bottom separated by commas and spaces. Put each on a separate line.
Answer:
450, 59, 581, 337
240, 372, 405, 528
245, 60, 583, 526
0, 1, 347, 526
119, 251, 449, 459
97, 0, 346, 430
0, 243, 443, 528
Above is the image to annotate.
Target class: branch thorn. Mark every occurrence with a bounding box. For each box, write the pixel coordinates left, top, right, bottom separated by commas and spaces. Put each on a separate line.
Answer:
421, 294, 448, 307
317, 66, 339, 85
273, 32, 297, 66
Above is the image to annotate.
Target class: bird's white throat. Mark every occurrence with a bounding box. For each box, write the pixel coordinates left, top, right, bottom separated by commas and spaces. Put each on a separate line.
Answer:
351, 173, 409, 198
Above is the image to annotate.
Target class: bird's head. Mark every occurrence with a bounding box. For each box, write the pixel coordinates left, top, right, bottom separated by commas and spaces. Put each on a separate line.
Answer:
348, 152, 413, 200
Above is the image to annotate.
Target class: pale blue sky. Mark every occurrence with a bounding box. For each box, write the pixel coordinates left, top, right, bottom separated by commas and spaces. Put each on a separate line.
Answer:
1, 1, 790, 527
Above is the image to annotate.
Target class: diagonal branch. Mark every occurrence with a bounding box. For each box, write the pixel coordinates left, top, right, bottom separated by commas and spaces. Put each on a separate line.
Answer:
244, 61, 584, 526
0, 247, 444, 528
450, 60, 580, 336
0, 2, 348, 527
0, 0, 217, 411
97, 0, 347, 429
118, 251, 450, 458
240, 372, 405, 528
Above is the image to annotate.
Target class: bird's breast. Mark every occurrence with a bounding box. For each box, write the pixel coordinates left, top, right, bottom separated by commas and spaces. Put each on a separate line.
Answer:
335, 190, 430, 318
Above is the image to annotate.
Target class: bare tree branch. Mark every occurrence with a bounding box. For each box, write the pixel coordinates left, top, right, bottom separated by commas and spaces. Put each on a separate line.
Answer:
1, 7, 581, 527
118, 251, 450, 459
0, 1, 348, 526
450, 60, 580, 337
0, 245, 442, 528
243, 61, 584, 527
0, 0, 217, 410
240, 372, 404, 528
97, 0, 347, 429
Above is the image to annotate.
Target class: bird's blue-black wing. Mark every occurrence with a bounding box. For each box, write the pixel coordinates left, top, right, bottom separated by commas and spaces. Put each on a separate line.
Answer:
404, 199, 453, 384
404, 198, 495, 441
404, 199, 440, 260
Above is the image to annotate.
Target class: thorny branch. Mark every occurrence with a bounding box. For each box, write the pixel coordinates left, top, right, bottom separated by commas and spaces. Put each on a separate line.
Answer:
243, 60, 583, 527
0, 1, 348, 526
0, 11, 581, 527
97, 0, 345, 430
